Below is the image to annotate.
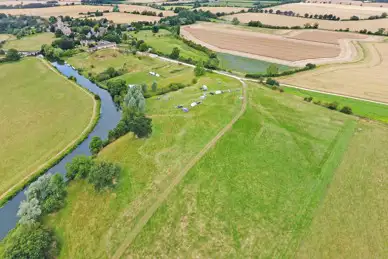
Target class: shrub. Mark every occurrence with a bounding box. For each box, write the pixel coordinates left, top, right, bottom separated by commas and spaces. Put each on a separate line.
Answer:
3, 223, 56, 259
326, 101, 339, 110
266, 78, 279, 86
89, 136, 103, 155
194, 61, 206, 76
304, 96, 313, 102
65, 155, 94, 180
88, 161, 121, 191
340, 106, 353, 114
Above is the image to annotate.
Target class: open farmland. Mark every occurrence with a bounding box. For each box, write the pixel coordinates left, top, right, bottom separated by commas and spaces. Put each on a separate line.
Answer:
129, 29, 209, 61
225, 12, 388, 32
0, 4, 173, 18
3, 32, 54, 51
181, 23, 370, 66
44, 66, 244, 258
266, 2, 388, 20
94, 12, 161, 24
196, 6, 248, 14
0, 0, 81, 6
281, 42, 388, 104
117, 84, 386, 258
0, 58, 94, 199
287, 30, 367, 45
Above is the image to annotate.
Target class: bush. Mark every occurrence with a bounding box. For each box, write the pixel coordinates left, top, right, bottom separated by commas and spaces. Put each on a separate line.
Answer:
304, 96, 313, 102
326, 101, 339, 110
192, 78, 198, 84
266, 78, 279, 86
89, 136, 103, 155
88, 161, 121, 191
65, 155, 94, 180
340, 106, 353, 114
169, 47, 180, 59
194, 61, 206, 76
3, 223, 56, 259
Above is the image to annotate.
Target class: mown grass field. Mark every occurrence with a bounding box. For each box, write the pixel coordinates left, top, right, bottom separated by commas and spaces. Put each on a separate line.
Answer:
130, 29, 209, 61
3, 32, 54, 51
67, 49, 198, 92
45, 71, 243, 258
124, 83, 359, 257
0, 58, 94, 198
284, 87, 388, 123
218, 52, 292, 74
0, 34, 15, 42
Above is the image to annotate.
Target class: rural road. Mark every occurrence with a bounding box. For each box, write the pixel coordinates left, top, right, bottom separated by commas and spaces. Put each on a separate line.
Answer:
112, 78, 247, 259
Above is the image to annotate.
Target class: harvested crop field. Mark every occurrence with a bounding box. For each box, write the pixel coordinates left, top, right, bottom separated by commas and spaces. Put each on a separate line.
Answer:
195, 7, 248, 13
288, 30, 367, 45
267, 2, 388, 20
94, 12, 161, 23
225, 13, 388, 32
181, 23, 370, 66
281, 42, 388, 104
0, 0, 80, 6
0, 4, 173, 18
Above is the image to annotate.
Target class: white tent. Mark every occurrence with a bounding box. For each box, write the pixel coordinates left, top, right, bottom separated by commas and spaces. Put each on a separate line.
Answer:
215, 90, 222, 95
190, 102, 197, 107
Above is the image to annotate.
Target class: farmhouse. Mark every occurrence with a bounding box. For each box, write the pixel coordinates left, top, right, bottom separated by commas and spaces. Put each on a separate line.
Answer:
88, 40, 117, 52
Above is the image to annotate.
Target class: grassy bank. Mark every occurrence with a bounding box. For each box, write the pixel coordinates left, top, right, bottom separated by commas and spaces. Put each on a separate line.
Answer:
284, 87, 388, 123
0, 58, 96, 206
3, 32, 54, 51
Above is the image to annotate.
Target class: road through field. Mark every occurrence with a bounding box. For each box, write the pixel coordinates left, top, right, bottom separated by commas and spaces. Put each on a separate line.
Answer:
112, 78, 247, 259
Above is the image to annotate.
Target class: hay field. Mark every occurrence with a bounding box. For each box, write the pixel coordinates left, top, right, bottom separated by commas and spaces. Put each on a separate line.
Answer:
181, 23, 369, 66
1, 4, 173, 18
0, 58, 93, 198
3, 32, 54, 51
225, 13, 388, 32
288, 30, 367, 45
281, 42, 388, 104
0, 0, 81, 6
267, 2, 388, 20
195, 6, 248, 13
94, 12, 161, 24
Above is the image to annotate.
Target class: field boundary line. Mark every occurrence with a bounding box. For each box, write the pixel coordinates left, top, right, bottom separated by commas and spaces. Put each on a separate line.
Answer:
280, 83, 388, 106
0, 57, 99, 206
112, 79, 247, 259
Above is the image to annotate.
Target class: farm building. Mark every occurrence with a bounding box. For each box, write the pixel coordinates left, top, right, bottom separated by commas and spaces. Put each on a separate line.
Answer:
88, 40, 117, 52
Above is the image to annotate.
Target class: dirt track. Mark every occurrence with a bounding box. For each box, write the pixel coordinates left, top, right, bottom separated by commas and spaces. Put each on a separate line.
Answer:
112, 78, 247, 259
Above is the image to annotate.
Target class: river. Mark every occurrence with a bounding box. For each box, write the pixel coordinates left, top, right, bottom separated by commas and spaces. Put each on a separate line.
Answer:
0, 60, 121, 240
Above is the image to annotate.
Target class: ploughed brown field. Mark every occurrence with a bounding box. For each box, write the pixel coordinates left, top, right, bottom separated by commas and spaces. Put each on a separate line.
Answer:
225, 13, 388, 32
281, 42, 388, 104
288, 30, 367, 45
182, 24, 340, 62
266, 2, 388, 20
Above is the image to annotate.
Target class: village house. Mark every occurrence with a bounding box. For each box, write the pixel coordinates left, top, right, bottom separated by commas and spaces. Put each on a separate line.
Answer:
87, 40, 117, 52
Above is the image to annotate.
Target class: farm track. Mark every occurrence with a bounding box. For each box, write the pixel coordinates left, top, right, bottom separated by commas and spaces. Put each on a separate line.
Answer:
112, 78, 247, 259
0, 58, 99, 203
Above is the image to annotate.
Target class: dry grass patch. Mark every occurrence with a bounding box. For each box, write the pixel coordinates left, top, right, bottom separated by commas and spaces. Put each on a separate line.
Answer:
288, 30, 367, 45
281, 42, 388, 104
267, 2, 388, 20
225, 13, 388, 32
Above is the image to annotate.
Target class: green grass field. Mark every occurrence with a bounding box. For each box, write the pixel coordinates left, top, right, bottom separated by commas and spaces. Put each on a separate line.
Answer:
130, 29, 209, 61
67, 49, 198, 93
284, 87, 388, 123
218, 52, 292, 74
124, 83, 359, 257
44, 70, 243, 258
3, 32, 54, 51
0, 34, 15, 42
0, 58, 94, 198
